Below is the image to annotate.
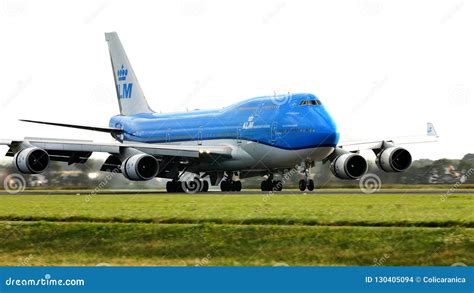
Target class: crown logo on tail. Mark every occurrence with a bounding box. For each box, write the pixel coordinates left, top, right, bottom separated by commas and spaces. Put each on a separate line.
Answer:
117, 65, 128, 81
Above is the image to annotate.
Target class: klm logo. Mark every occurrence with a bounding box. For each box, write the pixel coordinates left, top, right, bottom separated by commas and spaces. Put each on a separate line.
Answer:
243, 115, 255, 129
117, 64, 133, 99
117, 83, 133, 99
117, 65, 128, 81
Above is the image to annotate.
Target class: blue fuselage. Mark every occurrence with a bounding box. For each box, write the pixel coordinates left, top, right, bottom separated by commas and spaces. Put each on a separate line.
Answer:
109, 93, 340, 151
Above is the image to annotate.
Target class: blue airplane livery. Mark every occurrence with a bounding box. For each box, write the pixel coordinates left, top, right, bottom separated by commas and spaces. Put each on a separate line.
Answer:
0, 32, 438, 193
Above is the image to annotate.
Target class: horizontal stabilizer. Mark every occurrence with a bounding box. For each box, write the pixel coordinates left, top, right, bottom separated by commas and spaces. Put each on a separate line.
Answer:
19, 119, 123, 135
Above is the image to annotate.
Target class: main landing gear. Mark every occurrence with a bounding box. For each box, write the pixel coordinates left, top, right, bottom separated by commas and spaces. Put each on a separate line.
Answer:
260, 174, 283, 192
219, 172, 243, 192
220, 179, 242, 192
298, 164, 314, 191
166, 177, 209, 193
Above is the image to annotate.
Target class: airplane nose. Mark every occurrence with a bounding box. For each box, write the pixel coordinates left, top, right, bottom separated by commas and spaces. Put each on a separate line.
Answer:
316, 110, 339, 147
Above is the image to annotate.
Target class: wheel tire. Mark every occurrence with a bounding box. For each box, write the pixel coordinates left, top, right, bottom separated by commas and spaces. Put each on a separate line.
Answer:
220, 180, 229, 192
263, 180, 272, 191
299, 179, 307, 191
273, 180, 282, 191
176, 182, 184, 192
166, 181, 176, 193
201, 180, 209, 192
307, 179, 314, 191
234, 181, 242, 192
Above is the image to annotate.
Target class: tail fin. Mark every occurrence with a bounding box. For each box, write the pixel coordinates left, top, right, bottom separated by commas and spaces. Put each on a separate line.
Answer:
105, 32, 154, 116
427, 122, 438, 137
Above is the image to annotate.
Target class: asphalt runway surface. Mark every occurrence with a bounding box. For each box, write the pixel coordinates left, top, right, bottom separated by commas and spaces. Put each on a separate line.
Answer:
1, 189, 473, 195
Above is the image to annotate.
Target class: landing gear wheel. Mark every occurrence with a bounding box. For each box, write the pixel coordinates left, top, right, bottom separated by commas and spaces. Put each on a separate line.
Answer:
307, 179, 314, 191
272, 180, 283, 191
299, 179, 307, 191
220, 180, 230, 192
176, 181, 184, 193
261, 180, 273, 191
201, 180, 209, 192
233, 180, 242, 191
166, 181, 177, 193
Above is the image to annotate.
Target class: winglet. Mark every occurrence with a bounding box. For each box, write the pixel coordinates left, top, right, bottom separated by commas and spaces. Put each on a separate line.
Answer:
427, 122, 438, 138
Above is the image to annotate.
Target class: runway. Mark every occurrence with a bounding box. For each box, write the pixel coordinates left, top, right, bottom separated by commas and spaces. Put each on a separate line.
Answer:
1, 189, 473, 195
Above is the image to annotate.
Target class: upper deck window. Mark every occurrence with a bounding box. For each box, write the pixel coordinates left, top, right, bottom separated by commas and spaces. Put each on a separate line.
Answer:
299, 100, 321, 106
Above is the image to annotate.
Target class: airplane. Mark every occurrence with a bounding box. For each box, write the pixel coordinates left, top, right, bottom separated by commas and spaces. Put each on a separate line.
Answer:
0, 32, 438, 193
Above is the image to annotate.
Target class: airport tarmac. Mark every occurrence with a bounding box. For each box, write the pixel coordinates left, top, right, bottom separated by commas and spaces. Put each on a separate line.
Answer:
1, 189, 473, 195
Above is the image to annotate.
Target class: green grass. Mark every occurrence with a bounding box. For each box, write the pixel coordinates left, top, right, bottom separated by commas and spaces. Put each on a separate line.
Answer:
0, 222, 472, 266
0, 193, 472, 265
0, 194, 472, 227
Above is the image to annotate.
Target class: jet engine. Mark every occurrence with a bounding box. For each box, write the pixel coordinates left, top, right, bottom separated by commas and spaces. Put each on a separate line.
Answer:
121, 154, 159, 181
330, 152, 368, 179
14, 147, 49, 174
376, 146, 412, 172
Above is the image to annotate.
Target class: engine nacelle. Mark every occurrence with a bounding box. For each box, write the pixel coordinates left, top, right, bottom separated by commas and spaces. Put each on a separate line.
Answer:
14, 147, 49, 174
376, 146, 412, 172
330, 153, 368, 179
121, 154, 159, 181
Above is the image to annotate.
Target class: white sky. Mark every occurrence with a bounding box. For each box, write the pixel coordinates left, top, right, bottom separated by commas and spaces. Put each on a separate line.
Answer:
0, 0, 472, 160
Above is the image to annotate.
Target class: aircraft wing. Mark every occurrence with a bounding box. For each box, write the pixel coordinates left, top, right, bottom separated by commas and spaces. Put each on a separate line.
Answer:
1, 137, 233, 164
337, 122, 438, 152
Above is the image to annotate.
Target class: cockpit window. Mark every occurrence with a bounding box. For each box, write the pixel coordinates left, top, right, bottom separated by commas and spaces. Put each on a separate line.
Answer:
299, 100, 321, 106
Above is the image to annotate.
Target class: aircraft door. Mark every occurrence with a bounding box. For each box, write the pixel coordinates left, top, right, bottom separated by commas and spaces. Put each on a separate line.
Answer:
198, 127, 203, 145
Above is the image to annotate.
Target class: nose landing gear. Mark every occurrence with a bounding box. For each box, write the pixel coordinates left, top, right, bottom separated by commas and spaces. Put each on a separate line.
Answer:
298, 163, 315, 192
298, 178, 314, 191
